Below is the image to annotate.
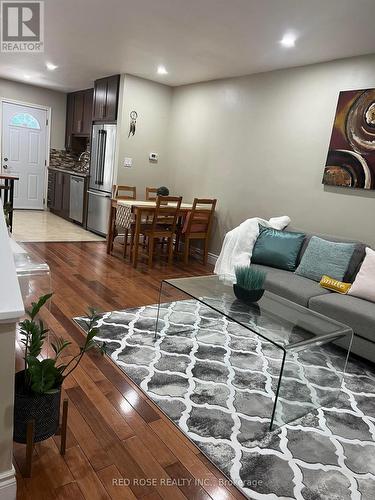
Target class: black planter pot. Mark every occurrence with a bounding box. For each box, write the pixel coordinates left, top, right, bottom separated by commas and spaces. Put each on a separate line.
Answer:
13, 370, 61, 444
233, 284, 265, 305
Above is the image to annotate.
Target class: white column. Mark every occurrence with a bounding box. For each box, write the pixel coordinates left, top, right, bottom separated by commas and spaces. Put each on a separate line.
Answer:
0, 322, 17, 500
0, 201, 24, 500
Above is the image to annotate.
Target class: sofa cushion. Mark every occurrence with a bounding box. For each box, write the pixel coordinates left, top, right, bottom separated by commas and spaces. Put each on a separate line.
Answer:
296, 233, 366, 282
309, 293, 375, 343
252, 225, 305, 271
348, 247, 375, 303
250, 264, 331, 307
295, 236, 356, 282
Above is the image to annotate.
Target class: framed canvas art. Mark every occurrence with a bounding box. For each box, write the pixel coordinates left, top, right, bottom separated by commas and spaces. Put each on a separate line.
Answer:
323, 88, 375, 189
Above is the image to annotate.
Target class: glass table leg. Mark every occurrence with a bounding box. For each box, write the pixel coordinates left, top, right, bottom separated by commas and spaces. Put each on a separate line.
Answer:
270, 330, 353, 429
154, 281, 163, 339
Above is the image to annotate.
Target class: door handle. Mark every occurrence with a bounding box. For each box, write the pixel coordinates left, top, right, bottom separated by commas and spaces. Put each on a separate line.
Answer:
3, 157, 8, 162
3, 165, 8, 169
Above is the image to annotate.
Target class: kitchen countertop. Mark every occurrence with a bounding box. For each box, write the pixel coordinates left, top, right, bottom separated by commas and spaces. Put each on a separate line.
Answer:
48, 166, 89, 177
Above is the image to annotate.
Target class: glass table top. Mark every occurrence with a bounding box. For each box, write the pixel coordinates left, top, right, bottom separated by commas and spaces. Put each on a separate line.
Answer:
163, 275, 352, 351
13, 251, 50, 276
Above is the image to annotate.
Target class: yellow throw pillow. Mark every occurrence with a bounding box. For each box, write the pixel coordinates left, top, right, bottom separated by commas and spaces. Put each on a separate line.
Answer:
320, 275, 351, 294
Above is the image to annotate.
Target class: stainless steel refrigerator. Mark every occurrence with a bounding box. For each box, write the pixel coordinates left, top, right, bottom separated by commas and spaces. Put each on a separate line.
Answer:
87, 124, 116, 236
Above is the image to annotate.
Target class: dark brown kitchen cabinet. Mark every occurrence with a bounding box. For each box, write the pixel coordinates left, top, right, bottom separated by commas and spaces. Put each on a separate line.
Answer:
92, 78, 106, 122
65, 93, 74, 150
65, 88, 93, 150
54, 172, 64, 212
92, 75, 120, 122
61, 173, 71, 219
72, 91, 84, 134
47, 169, 56, 208
48, 170, 70, 219
82, 89, 94, 133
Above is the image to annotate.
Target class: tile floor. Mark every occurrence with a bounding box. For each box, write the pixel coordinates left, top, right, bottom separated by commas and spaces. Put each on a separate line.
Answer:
12, 210, 105, 242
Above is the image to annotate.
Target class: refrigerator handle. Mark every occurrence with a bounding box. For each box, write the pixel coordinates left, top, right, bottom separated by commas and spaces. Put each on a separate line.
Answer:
99, 130, 107, 186
95, 130, 103, 184
87, 190, 111, 198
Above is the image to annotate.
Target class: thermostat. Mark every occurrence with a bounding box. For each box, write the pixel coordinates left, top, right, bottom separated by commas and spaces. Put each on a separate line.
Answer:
149, 152, 158, 162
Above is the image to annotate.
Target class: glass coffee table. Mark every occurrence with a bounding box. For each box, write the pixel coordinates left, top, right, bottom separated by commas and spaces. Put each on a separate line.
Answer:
155, 275, 353, 430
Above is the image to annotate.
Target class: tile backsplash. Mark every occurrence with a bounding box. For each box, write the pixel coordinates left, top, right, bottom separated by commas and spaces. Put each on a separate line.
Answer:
50, 148, 78, 168
49, 148, 90, 173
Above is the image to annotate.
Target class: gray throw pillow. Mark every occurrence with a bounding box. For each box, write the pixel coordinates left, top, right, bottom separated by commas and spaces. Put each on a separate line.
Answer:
298, 235, 366, 282
295, 236, 356, 282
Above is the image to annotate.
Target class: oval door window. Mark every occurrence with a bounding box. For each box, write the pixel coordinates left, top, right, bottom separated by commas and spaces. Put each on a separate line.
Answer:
10, 112, 40, 129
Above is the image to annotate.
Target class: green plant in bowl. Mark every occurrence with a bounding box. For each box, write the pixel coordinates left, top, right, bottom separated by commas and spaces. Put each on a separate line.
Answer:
157, 186, 170, 196
233, 266, 266, 304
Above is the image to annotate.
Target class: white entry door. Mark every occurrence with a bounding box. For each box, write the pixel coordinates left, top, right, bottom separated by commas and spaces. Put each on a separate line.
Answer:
2, 101, 48, 209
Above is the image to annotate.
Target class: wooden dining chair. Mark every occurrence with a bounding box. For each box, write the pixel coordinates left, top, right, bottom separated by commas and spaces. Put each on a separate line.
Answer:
111, 184, 136, 257
177, 198, 217, 265
112, 185, 136, 200
136, 196, 182, 267
145, 187, 158, 200
144, 186, 158, 226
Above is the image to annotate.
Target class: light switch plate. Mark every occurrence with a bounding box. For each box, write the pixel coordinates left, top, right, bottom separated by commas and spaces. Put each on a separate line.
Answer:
124, 157, 132, 167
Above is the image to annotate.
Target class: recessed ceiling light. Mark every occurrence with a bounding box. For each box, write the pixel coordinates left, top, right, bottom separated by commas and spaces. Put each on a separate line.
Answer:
280, 33, 297, 48
157, 65, 168, 75
46, 62, 58, 71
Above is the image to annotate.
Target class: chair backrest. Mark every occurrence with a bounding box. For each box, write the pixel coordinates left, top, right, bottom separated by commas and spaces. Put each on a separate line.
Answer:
150, 196, 182, 233
145, 187, 158, 200
112, 185, 136, 200
183, 198, 217, 235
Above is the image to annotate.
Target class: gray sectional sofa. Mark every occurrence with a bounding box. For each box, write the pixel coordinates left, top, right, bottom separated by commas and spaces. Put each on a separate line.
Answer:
251, 230, 375, 363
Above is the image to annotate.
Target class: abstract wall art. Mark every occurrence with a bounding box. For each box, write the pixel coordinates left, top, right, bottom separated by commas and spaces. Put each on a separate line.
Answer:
323, 88, 375, 189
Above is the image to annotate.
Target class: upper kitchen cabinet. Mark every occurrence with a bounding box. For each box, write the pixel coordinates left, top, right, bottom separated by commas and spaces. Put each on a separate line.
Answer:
92, 75, 120, 122
65, 93, 74, 150
65, 88, 93, 150
72, 91, 84, 134
82, 89, 94, 133
72, 89, 93, 135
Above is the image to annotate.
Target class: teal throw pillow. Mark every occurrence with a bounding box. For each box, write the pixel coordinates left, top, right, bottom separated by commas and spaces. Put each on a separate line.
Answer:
295, 236, 356, 282
251, 225, 305, 272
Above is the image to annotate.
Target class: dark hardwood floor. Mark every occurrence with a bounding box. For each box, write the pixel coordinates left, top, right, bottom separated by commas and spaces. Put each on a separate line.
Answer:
14, 241, 245, 500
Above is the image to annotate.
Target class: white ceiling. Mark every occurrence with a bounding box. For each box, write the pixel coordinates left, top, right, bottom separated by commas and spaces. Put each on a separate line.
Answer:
1, 0, 375, 92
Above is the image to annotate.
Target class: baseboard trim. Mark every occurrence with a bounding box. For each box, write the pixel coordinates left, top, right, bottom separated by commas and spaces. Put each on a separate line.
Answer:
207, 251, 218, 266
0, 467, 16, 500
190, 248, 218, 266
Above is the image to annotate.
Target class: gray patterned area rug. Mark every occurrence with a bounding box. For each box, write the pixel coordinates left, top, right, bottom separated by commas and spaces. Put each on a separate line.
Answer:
75, 300, 375, 500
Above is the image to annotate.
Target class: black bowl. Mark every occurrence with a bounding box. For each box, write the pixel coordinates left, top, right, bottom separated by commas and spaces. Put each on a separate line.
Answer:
233, 284, 264, 304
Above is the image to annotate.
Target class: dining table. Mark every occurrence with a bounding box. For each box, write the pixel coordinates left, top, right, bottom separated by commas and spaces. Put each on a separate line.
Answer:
106, 198, 208, 266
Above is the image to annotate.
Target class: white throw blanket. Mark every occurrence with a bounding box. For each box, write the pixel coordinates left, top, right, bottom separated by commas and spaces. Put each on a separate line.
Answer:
214, 216, 291, 280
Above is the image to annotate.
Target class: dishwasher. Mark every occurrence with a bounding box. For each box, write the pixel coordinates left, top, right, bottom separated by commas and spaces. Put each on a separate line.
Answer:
69, 175, 85, 224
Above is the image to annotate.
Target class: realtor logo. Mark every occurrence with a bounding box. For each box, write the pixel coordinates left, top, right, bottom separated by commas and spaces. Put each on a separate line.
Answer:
1, 1, 44, 52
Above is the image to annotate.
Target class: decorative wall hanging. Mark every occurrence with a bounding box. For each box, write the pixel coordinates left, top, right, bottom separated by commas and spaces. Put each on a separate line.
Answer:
323, 88, 375, 189
128, 110, 138, 137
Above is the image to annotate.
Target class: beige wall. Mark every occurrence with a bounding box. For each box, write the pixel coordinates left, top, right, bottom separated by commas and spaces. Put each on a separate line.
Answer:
0, 78, 66, 149
167, 53, 375, 254
116, 74, 172, 198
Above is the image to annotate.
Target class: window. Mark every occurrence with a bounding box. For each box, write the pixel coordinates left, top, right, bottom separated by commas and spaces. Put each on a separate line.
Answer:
10, 112, 40, 129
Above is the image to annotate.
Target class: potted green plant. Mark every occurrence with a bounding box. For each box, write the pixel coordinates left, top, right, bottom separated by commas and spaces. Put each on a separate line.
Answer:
157, 186, 170, 204
14, 293, 104, 444
157, 186, 170, 196
233, 266, 267, 304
